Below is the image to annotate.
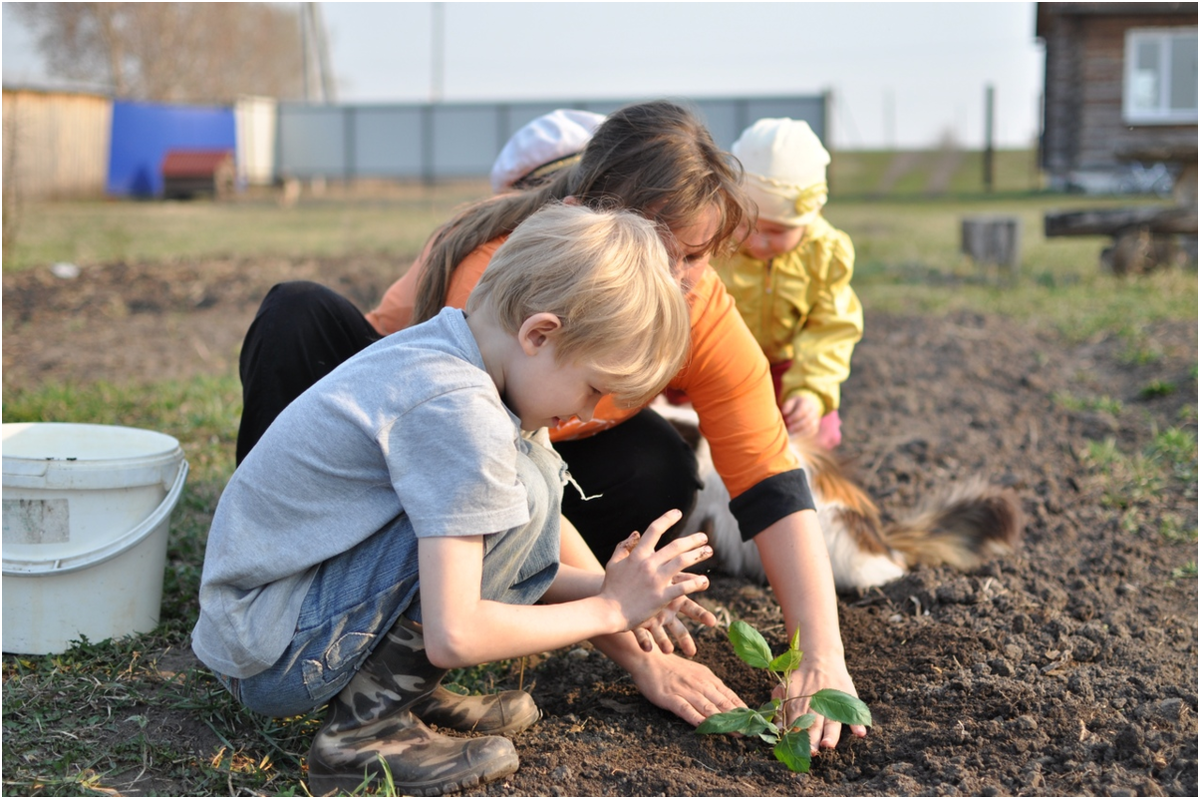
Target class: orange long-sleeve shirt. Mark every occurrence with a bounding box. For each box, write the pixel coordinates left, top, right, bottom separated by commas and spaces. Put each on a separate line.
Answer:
366, 238, 799, 501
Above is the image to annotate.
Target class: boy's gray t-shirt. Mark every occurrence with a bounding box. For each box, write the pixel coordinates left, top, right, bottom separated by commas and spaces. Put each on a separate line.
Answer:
192, 308, 546, 678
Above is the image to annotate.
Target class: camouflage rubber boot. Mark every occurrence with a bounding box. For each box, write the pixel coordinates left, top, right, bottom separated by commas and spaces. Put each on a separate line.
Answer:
410, 684, 540, 736
307, 618, 519, 797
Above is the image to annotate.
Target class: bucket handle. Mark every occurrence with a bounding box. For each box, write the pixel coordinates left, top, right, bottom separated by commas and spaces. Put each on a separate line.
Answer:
2, 459, 190, 576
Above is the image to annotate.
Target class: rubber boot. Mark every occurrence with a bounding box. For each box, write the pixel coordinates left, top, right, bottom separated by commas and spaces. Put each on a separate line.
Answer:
411, 683, 539, 735
306, 618, 520, 797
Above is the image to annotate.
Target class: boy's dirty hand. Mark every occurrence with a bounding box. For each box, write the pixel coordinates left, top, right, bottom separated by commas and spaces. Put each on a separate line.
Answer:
602, 509, 713, 633
633, 594, 718, 656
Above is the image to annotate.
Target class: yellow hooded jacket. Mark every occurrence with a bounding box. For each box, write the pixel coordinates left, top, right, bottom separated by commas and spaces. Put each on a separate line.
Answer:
713, 215, 863, 416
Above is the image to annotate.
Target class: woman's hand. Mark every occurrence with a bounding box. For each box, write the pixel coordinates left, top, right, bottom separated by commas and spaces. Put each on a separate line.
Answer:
601, 509, 713, 631
772, 654, 869, 754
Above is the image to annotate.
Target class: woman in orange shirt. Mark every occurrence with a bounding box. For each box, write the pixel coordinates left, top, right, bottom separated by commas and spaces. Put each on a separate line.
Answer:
237, 101, 865, 751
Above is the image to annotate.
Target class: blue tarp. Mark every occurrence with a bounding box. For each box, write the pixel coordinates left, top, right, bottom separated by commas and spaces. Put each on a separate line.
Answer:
107, 101, 236, 197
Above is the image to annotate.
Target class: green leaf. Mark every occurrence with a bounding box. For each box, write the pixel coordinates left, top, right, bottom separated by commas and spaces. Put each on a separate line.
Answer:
773, 730, 812, 773
789, 713, 817, 732
789, 627, 802, 653
743, 711, 776, 741
729, 620, 773, 669
756, 698, 781, 722
768, 648, 803, 674
809, 689, 873, 726
696, 707, 760, 736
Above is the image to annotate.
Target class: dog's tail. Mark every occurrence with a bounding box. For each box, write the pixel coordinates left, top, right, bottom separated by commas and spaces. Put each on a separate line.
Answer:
882, 477, 1023, 570
800, 441, 1022, 573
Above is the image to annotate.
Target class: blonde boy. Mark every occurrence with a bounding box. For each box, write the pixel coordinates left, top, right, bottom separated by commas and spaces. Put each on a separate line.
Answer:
716, 118, 864, 449
191, 204, 709, 796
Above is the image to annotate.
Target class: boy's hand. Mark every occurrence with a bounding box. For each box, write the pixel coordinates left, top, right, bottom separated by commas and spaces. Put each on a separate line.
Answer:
602, 509, 712, 631
781, 394, 822, 437
633, 593, 718, 656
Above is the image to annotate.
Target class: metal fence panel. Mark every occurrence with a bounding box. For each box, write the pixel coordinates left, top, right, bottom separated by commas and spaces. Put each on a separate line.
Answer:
354, 105, 424, 176
279, 105, 344, 175
431, 104, 504, 178
276, 94, 829, 182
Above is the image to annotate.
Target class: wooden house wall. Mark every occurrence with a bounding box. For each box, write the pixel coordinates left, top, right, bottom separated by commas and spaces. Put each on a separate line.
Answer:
1041, 9, 1197, 181
2, 89, 112, 200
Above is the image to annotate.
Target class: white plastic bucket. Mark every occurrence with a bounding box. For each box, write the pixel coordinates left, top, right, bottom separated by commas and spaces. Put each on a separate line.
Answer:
2, 422, 189, 654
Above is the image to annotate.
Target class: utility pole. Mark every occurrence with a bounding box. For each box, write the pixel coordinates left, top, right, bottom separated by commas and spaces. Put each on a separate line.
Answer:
301, 2, 335, 103
884, 89, 895, 150
431, 2, 444, 103
983, 84, 995, 193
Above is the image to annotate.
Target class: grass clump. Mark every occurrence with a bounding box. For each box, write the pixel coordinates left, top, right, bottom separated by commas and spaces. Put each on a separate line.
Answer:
1053, 392, 1124, 416
1139, 380, 1177, 399
1083, 429, 1198, 542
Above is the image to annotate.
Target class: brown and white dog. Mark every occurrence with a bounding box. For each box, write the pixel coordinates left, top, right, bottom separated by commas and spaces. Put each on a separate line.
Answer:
654, 401, 1023, 592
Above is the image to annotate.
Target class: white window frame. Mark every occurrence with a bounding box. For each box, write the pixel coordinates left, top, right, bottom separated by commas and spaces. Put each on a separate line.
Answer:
1122, 27, 1198, 125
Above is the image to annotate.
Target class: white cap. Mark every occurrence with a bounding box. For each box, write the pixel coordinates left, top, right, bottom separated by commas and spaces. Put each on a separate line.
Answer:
731, 118, 831, 226
490, 109, 607, 194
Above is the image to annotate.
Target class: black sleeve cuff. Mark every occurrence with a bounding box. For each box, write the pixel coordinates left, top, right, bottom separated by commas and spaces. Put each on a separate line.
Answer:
728, 469, 815, 541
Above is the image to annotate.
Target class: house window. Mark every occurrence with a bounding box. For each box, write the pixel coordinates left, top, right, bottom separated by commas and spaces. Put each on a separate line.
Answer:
1124, 27, 1198, 124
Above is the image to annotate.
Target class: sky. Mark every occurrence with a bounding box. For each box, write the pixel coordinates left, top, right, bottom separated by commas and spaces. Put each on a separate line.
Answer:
2, 1, 1046, 150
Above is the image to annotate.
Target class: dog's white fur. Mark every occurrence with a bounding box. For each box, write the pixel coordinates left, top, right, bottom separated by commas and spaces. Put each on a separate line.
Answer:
654, 400, 1021, 592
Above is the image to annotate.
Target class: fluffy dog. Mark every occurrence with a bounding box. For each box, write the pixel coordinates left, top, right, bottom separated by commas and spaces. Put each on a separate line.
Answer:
655, 401, 1023, 592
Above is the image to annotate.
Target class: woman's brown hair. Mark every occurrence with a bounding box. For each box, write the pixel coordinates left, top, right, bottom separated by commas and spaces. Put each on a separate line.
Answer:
412, 99, 750, 324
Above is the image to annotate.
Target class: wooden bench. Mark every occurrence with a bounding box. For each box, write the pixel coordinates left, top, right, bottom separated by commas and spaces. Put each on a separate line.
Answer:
1044, 206, 1197, 275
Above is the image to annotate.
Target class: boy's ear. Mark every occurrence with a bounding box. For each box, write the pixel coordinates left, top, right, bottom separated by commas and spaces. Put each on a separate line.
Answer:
517, 312, 562, 355
562, 195, 580, 207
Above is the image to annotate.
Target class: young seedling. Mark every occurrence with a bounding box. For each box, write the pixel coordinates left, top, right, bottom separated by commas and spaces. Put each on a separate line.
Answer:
697, 620, 872, 773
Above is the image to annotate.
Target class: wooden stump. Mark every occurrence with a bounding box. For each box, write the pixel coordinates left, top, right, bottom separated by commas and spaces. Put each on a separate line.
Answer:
961, 216, 1022, 279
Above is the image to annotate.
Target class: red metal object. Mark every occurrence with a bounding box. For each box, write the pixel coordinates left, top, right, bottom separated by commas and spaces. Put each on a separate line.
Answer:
160, 149, 235, 199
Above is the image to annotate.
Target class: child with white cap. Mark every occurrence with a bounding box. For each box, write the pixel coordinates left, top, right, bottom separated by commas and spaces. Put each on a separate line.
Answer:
490, 109, 606, 193
715, 118, 863, 450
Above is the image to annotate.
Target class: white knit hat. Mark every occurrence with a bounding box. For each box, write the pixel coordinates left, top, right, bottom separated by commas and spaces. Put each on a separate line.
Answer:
731, 118, 830, 226
490, 109, 607, 194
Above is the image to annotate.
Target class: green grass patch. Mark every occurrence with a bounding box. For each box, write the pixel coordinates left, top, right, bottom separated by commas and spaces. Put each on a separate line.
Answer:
1139, 380, 1177, 399
2, 183, 489, 272
1054, 392, 1124, 416
1150, 427, 1199, 486
1083, 430, 1198, 542
2, 375, 240, 484
829, 148, 1041, 198
2, 632, 319, 796
824, 195, 1196, 338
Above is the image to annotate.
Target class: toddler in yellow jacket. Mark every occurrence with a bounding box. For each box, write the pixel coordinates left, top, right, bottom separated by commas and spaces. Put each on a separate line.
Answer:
714, 118, 863, 450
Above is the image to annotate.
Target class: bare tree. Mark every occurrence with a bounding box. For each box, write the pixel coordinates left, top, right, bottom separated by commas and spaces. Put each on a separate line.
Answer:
16, 2, 305, 103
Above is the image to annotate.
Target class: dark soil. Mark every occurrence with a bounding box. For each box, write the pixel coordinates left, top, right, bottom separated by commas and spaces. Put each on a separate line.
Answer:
3, 259, 1197, 797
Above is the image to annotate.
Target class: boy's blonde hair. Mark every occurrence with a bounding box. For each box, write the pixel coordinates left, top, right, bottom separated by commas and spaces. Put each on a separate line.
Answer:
467, 203, 690, 407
